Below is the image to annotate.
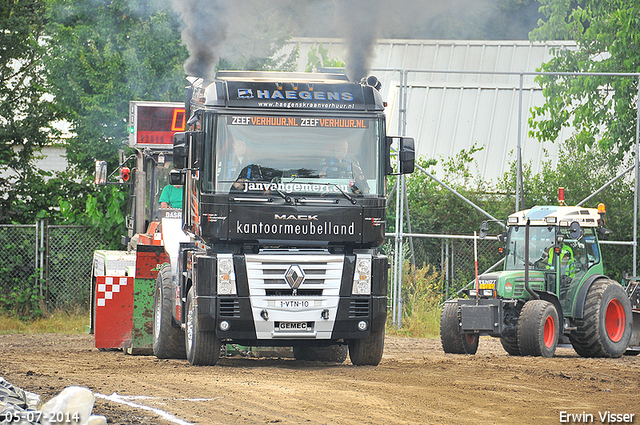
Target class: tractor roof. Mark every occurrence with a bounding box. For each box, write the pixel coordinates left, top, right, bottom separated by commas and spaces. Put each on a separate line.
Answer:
507, 205, 601, 227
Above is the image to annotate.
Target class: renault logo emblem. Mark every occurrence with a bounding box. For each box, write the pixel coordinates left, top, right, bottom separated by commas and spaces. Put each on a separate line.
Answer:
284, 265, 305, 289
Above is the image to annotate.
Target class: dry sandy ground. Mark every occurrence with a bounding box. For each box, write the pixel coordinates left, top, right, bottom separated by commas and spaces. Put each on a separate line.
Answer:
0, 333, 638, 424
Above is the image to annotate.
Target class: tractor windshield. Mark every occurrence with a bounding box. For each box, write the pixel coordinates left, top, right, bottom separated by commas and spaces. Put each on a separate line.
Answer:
505, 226, 555, 271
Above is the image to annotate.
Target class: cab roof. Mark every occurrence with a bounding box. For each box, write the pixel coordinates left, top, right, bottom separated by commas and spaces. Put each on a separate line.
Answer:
507, 205, 601, 227
186, 71, 385, 111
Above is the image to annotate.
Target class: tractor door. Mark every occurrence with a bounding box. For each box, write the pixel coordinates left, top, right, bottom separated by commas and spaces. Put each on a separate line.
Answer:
558, 228, 595, 314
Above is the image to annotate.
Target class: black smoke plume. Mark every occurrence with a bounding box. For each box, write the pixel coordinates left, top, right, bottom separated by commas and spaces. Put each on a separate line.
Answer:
334, 0, 384, 82
170, 0, 228, 81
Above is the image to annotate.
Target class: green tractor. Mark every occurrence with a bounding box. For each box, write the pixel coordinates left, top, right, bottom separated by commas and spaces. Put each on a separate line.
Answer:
441, 204, 640, 358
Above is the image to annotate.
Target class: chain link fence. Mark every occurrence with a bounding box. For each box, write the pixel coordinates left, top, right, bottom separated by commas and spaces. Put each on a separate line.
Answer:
0, 223, 108, 312
0, 225, 39, 314
0, 222, 635, 314
47, 225, 107, 310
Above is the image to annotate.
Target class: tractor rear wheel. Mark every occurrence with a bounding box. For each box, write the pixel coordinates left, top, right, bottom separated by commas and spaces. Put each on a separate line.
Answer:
517, 300, 559, 358
570, 280, 632, 358
185, 288, 221, 366
440, 302, 479, 355
153, 264, 186, 359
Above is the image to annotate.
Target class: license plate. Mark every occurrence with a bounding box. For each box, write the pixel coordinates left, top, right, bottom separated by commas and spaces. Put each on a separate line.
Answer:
278, 299, 310, 309
274, 322, 314, 332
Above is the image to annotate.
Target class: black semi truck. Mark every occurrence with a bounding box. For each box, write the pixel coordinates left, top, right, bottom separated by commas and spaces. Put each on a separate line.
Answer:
153, 71, 415, 366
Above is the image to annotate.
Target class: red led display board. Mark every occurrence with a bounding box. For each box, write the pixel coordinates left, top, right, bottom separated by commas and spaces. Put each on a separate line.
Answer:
129, 102, 186, 148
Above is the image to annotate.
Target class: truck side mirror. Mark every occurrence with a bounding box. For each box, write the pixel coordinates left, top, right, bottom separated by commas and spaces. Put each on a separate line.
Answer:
399, 137, 415, 175
94, 160, 107, 185
169, 169, 185, 186
385, 137, 393, 175
173, 132, 188, 169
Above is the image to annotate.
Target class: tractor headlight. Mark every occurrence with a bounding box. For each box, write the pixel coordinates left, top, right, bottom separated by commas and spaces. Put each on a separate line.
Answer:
482, 289, 495, 297
217, 254, 236, 295
352, 254, 372, 295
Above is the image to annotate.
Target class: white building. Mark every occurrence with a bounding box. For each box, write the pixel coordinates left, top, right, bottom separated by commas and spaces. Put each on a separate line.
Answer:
289, 38, 577, 183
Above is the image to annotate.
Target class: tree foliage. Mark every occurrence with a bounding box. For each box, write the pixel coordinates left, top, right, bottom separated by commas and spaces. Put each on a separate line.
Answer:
0, 0, 66, 223
305, 43, 345, 72
44, 0, 188, 174
529, 0, 640, 157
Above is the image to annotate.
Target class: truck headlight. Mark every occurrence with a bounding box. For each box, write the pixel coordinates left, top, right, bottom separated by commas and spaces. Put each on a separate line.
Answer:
217, 254, 236, 295
352, 255, 372, 295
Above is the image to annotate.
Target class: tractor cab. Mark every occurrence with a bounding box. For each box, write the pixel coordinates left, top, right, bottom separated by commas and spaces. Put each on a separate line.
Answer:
474, 205, 607, 318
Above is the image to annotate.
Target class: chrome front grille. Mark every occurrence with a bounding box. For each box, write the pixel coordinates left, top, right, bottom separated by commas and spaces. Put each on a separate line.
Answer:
245, 252, 344, 297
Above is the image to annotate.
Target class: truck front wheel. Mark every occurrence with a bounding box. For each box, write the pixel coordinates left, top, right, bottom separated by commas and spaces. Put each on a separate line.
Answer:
185, 288, 221, 366
348, 329, 385, 366
570, 280, 632, 358
440, 302, 479, 355
517, 300, 559, 358
153, 264, 186, 359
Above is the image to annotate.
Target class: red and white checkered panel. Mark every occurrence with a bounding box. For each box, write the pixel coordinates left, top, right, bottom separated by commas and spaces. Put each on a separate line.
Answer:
96, 276, 131, 307
94, 276, 135, 349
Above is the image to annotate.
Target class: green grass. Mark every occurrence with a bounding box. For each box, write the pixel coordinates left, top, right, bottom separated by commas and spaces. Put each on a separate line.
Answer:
386, 263, 444, 339
386, 306, 441, 339
0, 310, 89, 334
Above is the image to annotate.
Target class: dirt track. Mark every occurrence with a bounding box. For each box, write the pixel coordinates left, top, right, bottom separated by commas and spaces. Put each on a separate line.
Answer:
0, 333, 638, 425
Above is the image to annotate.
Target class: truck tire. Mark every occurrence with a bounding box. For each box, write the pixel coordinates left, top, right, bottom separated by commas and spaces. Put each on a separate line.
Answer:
440, 302, 479, 355
153, 264, 186, 359
185, 288, 221, 366
517, 300, 559, 358
569, 280, 633, 358
348, 328, 385, 366
293, 345, 348, 363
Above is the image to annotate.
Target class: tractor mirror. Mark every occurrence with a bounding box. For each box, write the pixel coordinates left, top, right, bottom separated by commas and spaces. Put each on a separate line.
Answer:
569, 221, 582, 240
169, 169, 185, 186
479, 221, 488, 239
94, 160, 107, 185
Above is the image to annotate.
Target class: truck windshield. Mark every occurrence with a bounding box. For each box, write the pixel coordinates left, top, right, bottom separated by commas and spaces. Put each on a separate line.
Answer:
505, 226, 556, 271
203, 114, 383, 196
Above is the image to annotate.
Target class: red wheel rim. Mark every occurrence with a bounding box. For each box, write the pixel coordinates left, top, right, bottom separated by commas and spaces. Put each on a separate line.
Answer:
465, 334, 476, 345
543, 315, 555, 348
605, 299, 625, 342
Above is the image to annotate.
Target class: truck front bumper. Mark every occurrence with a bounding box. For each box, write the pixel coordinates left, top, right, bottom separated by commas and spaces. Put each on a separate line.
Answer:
195, 294, 386, 344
